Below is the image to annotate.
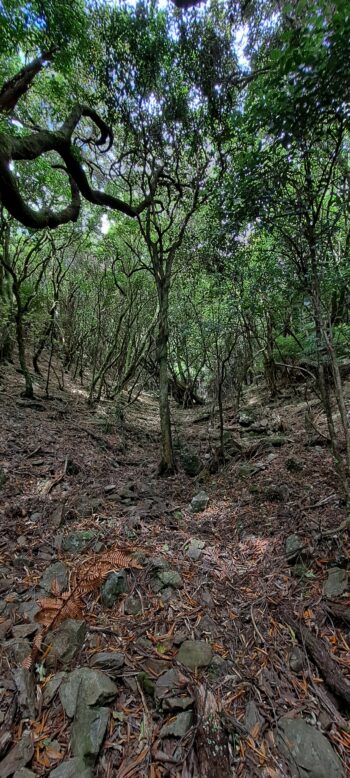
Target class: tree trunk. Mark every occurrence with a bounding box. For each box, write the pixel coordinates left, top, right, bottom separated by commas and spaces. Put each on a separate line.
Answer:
15, 309, 33, 398
157, 280, 176, 475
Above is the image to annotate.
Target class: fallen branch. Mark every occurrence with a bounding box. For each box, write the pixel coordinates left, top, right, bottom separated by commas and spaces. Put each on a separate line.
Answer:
281, 607, 350, 706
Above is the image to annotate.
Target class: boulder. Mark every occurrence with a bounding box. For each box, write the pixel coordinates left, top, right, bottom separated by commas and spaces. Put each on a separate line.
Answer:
190, 491, 209, 513
45, 619, 86, 667
237, 411, 254, 427
159, 710, 193, 738
41, 562, 68, 594
59, 668, 118, 717
101, 571, 128, 607
177, 640, 213, 670
324, 567, 348, 598
277, 717, 344, 778
14, 770, 36, 778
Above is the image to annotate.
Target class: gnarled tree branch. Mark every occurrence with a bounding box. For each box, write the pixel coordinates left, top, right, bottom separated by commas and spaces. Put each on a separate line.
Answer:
0, 60, 160, 229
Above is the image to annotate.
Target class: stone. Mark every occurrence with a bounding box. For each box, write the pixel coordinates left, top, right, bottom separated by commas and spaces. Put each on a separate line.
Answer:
159, 711, 193, 738
104, 484, 116, 494
177, 640, 213, 670
285, 534, 304, 562
324, 567, 348, 598
286, 457, 304, 472
190, 491, 209, 513
268, 436, 287, 447
89, 652, 125, 675
12, 623, 39, 640
157, 570, 183, 589
49, 757, 93, 778
244, 700, 265, 734
14, 668, 36, 719
289, 646, 304, 673
186, 539, 205, 561
124, 594, 142, 615
5, 638, 31, 664
14, 770, 36, 778
101, 571, 128, 607
163, 696, 193, 712
71, 706, 110, 763
277, 717, 344, 778
0, 731, 34, 778
41, 562, 68, 594
62, 531, 96, 553
208, 655, 232, 678
0, 467, 6, 489
180, 450, 202, 477
155, 669, 188, 701
43, 672, 66, 705
59, 668, 118, 717
237, 411, 254, 427
18, 600, 40, 621
45, 619, 86, 667
264, 484, 289, 502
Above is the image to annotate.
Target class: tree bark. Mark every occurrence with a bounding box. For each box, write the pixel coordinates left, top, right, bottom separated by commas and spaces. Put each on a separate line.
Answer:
157, 280, 176, 475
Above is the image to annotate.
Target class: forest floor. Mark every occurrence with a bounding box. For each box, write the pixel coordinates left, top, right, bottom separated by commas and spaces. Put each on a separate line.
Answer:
0, 359, 350, 778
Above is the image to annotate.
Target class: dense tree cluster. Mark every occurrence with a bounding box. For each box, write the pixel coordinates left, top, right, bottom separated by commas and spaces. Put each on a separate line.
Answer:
1, 0, 350, 489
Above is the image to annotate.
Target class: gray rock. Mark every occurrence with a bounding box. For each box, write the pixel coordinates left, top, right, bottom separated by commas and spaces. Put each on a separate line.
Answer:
43, 672, 66, 705
163, 696, 193, 712
5, 638, 31, 664
18, 601, 40, 621
268, 436, 287, 447
245, 701, 265, 734
208, 655, 232, 678
71, 705, 110, 762
89, 652, 125, 675
289, 646, 304, 674
0, 731, 34, 778
41, 562, 68, 594
101, 571, 128, 607
14, 668, 36, 719
264, 484, 289, 502
157, 570, 183, 589
12, 623, 39, 640
49, 757, 93, 778
190, 491, 209, 513
59, 668, 118, 717
14, 769, 36, 778
159, 710, 193, 738
155, 669, 188, 701
180, 450, 202, 477
186, 539, 205, 561
62, 531, 96, 553
277, 717, 344, 778
177, 640, 213, 670
124, 594, 142, 615
45, 619, 86, 667
324, 567, 348, 598
285, 534, 304, 562
286, 457, 304, 473
237, 411, 254, 427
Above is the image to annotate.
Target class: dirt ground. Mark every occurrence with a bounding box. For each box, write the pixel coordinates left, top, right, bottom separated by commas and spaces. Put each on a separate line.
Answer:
0, 359, 349, 777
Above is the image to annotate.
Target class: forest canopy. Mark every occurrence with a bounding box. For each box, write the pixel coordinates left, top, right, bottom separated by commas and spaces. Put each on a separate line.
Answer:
1, 0, 350, 483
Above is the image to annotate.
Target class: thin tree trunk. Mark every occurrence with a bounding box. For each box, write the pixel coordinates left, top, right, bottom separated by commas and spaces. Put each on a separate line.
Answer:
15, 309, 33, 398
157, 280, 176, 475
